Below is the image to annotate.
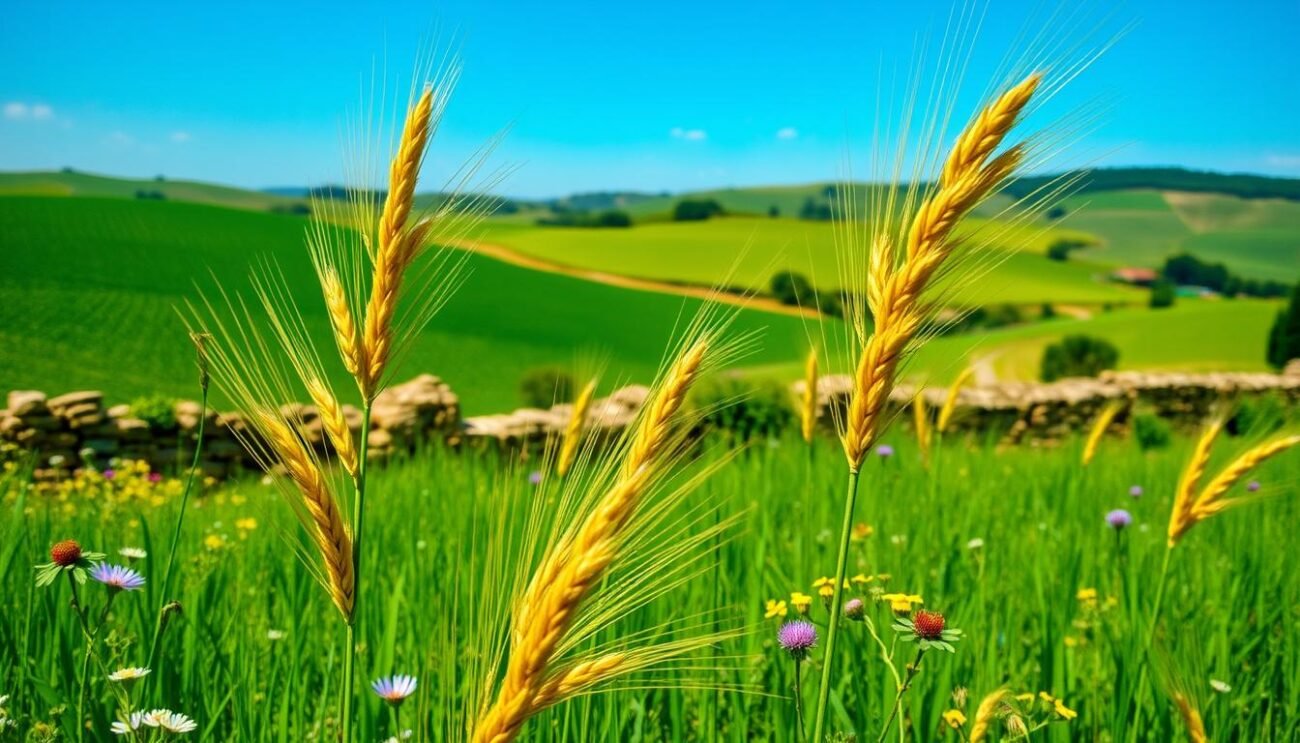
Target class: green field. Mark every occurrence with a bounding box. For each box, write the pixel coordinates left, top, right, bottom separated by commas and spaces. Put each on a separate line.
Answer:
0, 171, 308, 213
483, 217, 1132, 307
0, 197, 820, 413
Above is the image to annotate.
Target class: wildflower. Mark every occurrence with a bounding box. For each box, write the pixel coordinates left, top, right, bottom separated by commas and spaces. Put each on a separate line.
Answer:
790, 592, 812, 615
850, 573, 872, 586
103, 468, 116, 480
893, 609, 962, 652
966, 537, 985, 550
875, 444, 895, 458
90, 564, 146, 592
764, 600, 787, 619
1005, 714, 1028, 736
51, 539, 82, 566
48, 454, 66, 467
108, 667, 151, 686
372, 674, 418, 706
851, 522, 874, 541
111, 711, 148, 735
235, 518, 258, 531
843, 598, 866, 621
890, 534, 907, 546
148, 472, 162, 483
382, 732, 414, 743
267, 629, 287, 641
777, 620, 818, 661
1076, 587, 1098, 605
1247, 479, 1261, 492
528, 470, 543, 486
942, 709, 967, 729
119, 547, 147, 561
880, 592, 924, 613
1105, 509, 1132, 530
1128, 484, 1144, 498
813, 576, 849, 601
1052, 698, 1077, 720
1209, 679, 1231, 694
203, 534, 225, 550
144, 709, 198, 733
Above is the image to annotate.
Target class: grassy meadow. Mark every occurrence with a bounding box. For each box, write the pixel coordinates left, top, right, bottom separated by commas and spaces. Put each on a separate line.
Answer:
3, 429, 1298, 740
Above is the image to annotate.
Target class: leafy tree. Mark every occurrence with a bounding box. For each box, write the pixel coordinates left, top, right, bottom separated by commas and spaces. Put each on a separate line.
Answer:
1040, 334, 1120, 381
690, 375, 794, 442
672, 199, 724, 222
519, 367, 574, 408
1266, 283, 1300, 368
768, 205, 780, 218
1149, 279, 1177, 309
770, 271, 815, 307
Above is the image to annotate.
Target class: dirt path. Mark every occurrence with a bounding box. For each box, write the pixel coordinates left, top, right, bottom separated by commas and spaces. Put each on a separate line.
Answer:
450, 238, 822, 319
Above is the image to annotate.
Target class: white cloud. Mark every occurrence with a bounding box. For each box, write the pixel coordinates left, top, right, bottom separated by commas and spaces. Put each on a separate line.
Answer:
1264, 153, 1300, 169
670, 127, 707, 141
776, 127, 799, 140
106, 130, 134, 147
170, 131, 192, 143
4, 101, 56, 121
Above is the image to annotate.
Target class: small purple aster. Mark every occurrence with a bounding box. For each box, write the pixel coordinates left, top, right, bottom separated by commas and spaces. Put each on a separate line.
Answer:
1246, 480, 1261, 492
1105, 509, 1132, 530
777, 620, 818, 661
148, 472, 162, 484
1128, 485, 1143, 498
528, 470, 543, 486
875, 444, 895, 459
371, 674, 417, 706
103, 469, 116, 480
90, 563, 146, 592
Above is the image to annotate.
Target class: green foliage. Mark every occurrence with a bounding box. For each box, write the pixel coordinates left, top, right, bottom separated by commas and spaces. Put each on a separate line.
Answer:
518, 367, 574, 408
1005, 166, 1300, 201
672, 199, 724, 222
769, 271, 814, 306
1149, 279, 1177, 309
690, 375, 793, 442
130, 394, 178, 431
798, 197, 834, 221
1132, 413, 1172, 451
537, 209, 632, 228
1266, 283, 1300, 368
1229, 393, 1292, 436
1040, 334, 1121, 381
1046, 239, 1087, 261
1162, 252, 1290, 298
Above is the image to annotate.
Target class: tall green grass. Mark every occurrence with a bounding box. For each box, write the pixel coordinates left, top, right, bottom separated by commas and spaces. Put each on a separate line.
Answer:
2, 427, 1296, 740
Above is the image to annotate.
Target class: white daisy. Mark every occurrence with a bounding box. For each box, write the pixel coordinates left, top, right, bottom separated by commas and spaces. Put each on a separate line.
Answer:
267, 629, 286, 641
1210, 679, 1231, 694
111, 711, 148, 734
108, 667, 152, 683
371, 674, 417, 706
119, 547, 148, 560
966, 537, 985, 550
144, 709, 198, 733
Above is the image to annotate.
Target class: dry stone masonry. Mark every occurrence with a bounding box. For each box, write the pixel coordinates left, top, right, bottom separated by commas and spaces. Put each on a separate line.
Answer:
4, 362, 1298, 479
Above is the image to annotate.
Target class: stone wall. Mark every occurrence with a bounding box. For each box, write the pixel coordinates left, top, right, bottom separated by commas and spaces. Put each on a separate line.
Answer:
4, 362, 1298, 478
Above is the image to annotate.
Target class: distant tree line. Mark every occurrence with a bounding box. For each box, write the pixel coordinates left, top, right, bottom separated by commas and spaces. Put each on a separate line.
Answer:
1160, 253, 1290, 298
1267, 284, 1300, 368
1004, 167, 1300, 202
133, 190, 166, 200
768, 271, 843, 317
673, 199, 725, 222
536, 209, 632, 228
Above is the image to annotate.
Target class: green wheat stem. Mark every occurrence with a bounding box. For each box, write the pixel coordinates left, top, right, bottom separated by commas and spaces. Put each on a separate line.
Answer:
146, 380, 208, 677
877, 646, 925, 743
341, 402, 373, 743
811, 467, 862, 743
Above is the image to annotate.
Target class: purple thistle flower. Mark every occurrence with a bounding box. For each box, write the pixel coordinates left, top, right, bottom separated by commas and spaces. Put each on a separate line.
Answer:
1247, 480, 1261, 492
103, 469, 116, 480
90, 564, 146, 592
1105, 509, 1132, 530
528, 470, 543, 486
1128, 484, 1143, 498
148, 472, 162, 484
875, 444, 895, 459
844, 598, 866, 621
777, 620, 818, 661
371, 674, 417, 706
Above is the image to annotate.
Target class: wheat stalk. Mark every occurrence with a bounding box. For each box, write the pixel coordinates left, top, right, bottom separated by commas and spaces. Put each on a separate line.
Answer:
321, 267, 364, 379
360, 87, 436, 398
306, 377, 359, 478
472, 337, 710, 743
1081, 399, 1123, 466
799, 348, 819, 444
968, 689, 1009, 743
557, 379, 597, 477
936, 366, 973, 434
912, 393, 931, 465
528, 653, 628, 710
840, 73, 1040, 471
1172, 693, 1208, 743
1166, 418, 1224, 545
255, 410, 355, 620
1168, 433, 1300, 544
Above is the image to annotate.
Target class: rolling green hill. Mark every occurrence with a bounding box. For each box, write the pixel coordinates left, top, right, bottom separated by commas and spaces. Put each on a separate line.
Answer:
0, 170, 308, 213
0, 196, 823, 413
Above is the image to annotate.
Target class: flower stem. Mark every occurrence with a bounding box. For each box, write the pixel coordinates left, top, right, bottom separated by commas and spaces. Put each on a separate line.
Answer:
146, 381, 208, 678
877, 646, 925, 743
811, 467, 862, 743
1127, 546, 1175, 743
792, 657, 805, 741
341, 402, 373, 743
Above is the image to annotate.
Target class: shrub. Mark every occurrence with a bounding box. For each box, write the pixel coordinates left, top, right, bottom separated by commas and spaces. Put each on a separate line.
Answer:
1039, 334, 1120, 381
691, 375, 793, 442
1229, 393, 1292, 436
672, 199, 724, 222
130, 394, 178, 431
1132, 413, 1171, 451
1149, 279, 1177, 309
1266, 283, 1300, 368
518, 367, 574, 408
1046, 239, 1086, 261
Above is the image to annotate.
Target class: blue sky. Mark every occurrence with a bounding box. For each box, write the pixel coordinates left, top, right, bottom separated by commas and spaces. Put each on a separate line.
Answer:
2, 1, 1298, 198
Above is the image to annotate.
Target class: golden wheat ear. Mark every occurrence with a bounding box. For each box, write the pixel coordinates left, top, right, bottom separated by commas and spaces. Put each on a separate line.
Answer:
470, 318, 751, 743
556, 377, 598, 478
936, 365, 973, 434
1081, 399, 1124, 466
968, 689, 1010, 743
798, 348, 820, 444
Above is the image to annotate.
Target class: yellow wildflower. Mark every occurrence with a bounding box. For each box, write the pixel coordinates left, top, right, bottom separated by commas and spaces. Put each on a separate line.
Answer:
880, 593, 923, 613
1076, 587, 1098, 605
203, 534, 226, 550
850, 573, 872, 586
1053, 698, 1077, 720
790, 592, 813, 615
942, 709, 967, 729
851, 522, 874, 541
236, 517, 258, 531
764, 600, 788, 619
1015, 692, 1036, 703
